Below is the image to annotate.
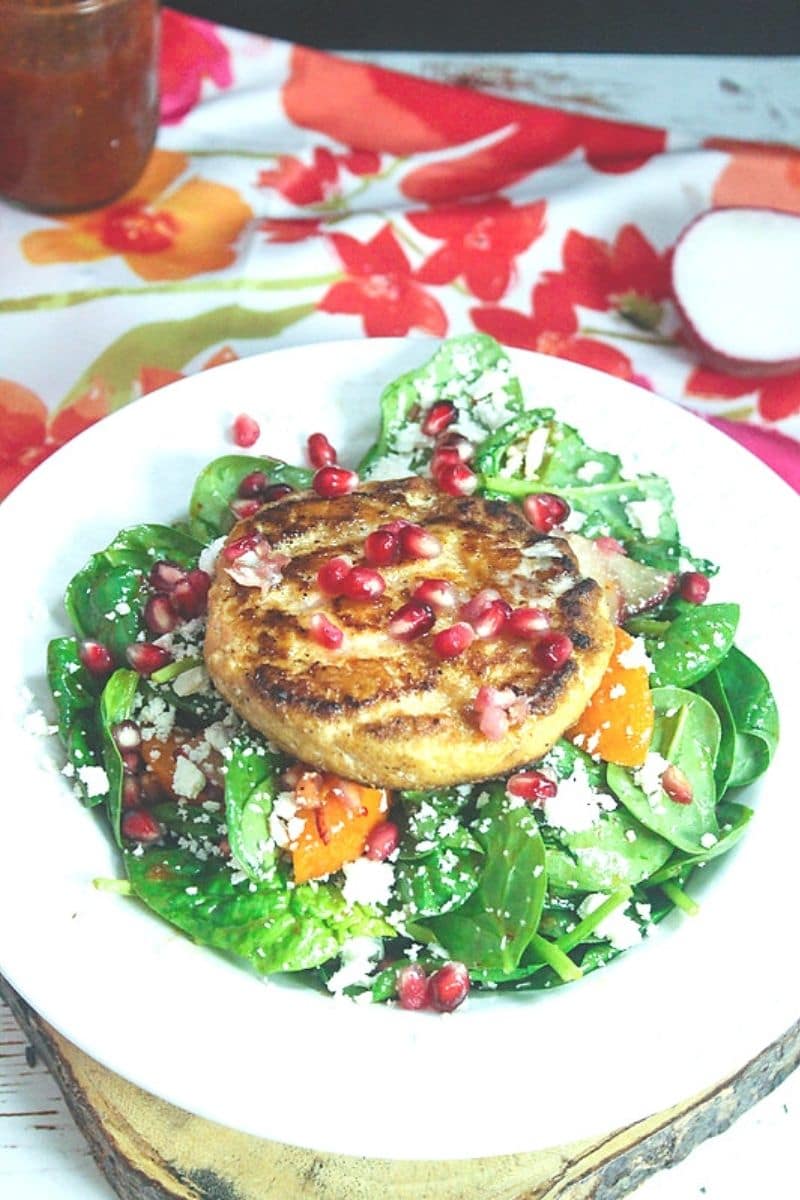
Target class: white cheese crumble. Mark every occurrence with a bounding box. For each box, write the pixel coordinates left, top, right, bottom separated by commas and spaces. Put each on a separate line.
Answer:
617, 635, 655, 674
325, 937, 383, 996
367, 452, 415, 481
172, 756, 207, 800
633, 751, 671, 809
199, 536, 226, 576
341, 857, 395, 908
625, 498, 663, 539
700, 832, 718, 850
576, 460, 606, 483
77, 765, 109, 798
543, 759, 616, 834
172, 666, 210, 697
579, 893, 642, 950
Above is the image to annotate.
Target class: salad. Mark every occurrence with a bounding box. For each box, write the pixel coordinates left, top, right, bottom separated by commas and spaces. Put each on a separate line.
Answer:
47, 334, 779, 1013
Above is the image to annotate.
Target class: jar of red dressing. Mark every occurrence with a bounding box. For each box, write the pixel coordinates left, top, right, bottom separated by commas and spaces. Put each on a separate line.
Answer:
0, 0, 159, 212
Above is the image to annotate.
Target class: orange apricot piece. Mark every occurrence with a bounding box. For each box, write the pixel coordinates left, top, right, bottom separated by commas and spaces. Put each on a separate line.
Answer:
568, 627, 654, 768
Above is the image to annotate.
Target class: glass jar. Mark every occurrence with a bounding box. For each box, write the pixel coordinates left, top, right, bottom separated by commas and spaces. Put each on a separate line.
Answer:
0, 0, 160, 212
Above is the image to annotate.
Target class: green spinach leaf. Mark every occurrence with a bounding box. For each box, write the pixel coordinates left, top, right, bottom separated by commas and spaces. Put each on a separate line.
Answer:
546, 808, 673, 894
100, 669, 141, 844
47, 637, 105, 806
224, 731, 283, 883
188, 455, 313, 541
648, 604, 739, 688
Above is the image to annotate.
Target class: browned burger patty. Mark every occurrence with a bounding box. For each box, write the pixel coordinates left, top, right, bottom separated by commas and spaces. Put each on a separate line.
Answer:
204, 477, 614, 789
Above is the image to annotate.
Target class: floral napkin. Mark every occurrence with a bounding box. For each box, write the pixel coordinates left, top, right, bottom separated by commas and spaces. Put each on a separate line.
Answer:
2, 8, 798, 499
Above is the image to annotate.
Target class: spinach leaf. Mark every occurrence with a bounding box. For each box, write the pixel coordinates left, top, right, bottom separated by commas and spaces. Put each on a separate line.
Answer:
188, 455, 313, 541
716, 646, 779, 787
473, 409, 620, 488
359, 334, 524, 479
692, 667, 736, 798
47, 637, 105, 806
224, 731, 283, 883
426, 788, 546, 972
65, 524, 203, 658
124, 848, 392, 974
397, 784, 477, 852
607, 686, 720, 853
647, 603, 739, 688
152, 800, 226, 842
394, 834, 483, 918
546, 808, 673, 894
99, 669, 141, 844
648, 801, 753, 883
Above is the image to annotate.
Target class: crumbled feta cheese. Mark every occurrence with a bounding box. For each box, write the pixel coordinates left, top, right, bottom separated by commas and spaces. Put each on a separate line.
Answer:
608, 683, 626, 700
626, 498, 663, 539
617, 635, 655, 674
633, 752, 670, 808
341, 858, 394, 908
543, 758, 616, 834
199, 536, 226, 576
77, 765, 109, 798
136, 694, 176, 741
522, 426, 550, 478
367, 452, 415, 481
326, 937, 383, 995
700, 832, 718, 850
579, 893, 642, 950
172, 756, 206, 800
576, 460, 606, 483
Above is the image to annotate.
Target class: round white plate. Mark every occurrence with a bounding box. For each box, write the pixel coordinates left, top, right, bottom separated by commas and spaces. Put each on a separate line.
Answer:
0, 339, 797, 1161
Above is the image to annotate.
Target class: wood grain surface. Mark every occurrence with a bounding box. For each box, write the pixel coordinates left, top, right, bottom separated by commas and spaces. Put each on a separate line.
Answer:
2, 976, 799, 1200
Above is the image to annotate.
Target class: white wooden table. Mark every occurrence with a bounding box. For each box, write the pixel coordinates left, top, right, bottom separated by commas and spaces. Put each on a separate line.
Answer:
2, 49, 798, 1200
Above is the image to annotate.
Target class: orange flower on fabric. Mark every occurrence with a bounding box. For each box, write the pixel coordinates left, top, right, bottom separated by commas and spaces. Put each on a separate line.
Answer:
0, 379, 109, 500
22, 151, 252, 282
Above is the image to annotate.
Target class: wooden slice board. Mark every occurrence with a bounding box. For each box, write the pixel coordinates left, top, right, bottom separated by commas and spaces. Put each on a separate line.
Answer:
2, 976, 798, 1200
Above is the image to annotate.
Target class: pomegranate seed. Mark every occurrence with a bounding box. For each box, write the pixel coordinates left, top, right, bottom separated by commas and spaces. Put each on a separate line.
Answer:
382, 519, 410, 534
522, 492, 571, 533
461, 588, 501, 625
171, 570, 211, 618
396, 963, 430, 1011
121, 749, 141, 775
421, 401, 457, 437
507, 607, 551, 639
188, 568, 211, 600
474, 685, 516, 713
112, 719, 141, 751
479, 704, 510, 741
533, 632, 573, 671
125, 642, 173, 676
471, 598, 511, 639
307, 432, 337, 468
313, 465, 359, 498
230, 497, 261, 520
309, 612, 344, 650
237, 470, 269, 498
433, 622, 475, 659
121, 808, 163, 844
79, 640, 114, 678
412, 578, 457, 610
260, 483, 294, 503
389, 600, 435, 642
506, 770, 557, 804
679, 571, 710, 605
364, 528, 401, 567
428, 962, 470, 1013
399, 523, 442, 561
436, 461, 478, 497
148, 560, 187, 592
661, 764, 693, 805
341, 566, 386, 602
596, 536, 626, 555
364, 820, 400, 861
218, 836, 231, 858
430, 446, 461, 479
143, 594, 178, 635
317, 555, 353, 596
139, 773, 167, 805
436, 432, 473, 461
232, 413, 260, 447
122, 776, 142, 809
222, 532, 260, 564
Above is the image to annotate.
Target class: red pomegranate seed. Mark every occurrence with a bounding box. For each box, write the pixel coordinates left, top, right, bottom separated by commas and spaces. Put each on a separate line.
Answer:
171, 570, 211, 618
679, 571, 710, 605
428, 962, 470, 1013
436, 461, 478, 497
148, 560, 187, 592
261, 483, 294, 503
364, 528, 401, 567
474, 684, 516, 713
522, 492, 571, 533
382, 518, 410, 534
121, 808, 163, 844
436, 432, 473, 461
421, 401, 457, 437
317, 555, 353, 596
121, 750, 141, 775
342, 566, 386, 602
112, 719, 141, 751
506, 770, 557, 804
661, 764, 693, 805
144, 594, 178, 635
237, 470, 269, 498
396, 963, 430, 1011
430, 446, 461, 480
388, 600, 435, 641
533, 631, 573, 671
399, 523, 441, 561
364, 820, 400, 861
232, 413, 260, 447
309, 612, 344, 650
507, 606, 551, 639
596, 536, 626, 555
230, 497, 261, 520
222, 532, 260, 563
412, 578, 457, 610
122, 776, 142, 809
433, 622, 475, 659
307, 432, 337, 468
218, 836, 231, 858
472, 598, 511, 639
313, 465, 359, 499
125, 642, 173, 676
479, 704, 509, 741
461, 588, 501, 625
79, 640, 114, 678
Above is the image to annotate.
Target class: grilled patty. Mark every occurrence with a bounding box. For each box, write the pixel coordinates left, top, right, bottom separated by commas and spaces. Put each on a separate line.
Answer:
204, 478, 614, 789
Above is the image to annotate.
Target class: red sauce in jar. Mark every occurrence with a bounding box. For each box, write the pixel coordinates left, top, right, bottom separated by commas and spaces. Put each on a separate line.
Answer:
0, 0, 159, 212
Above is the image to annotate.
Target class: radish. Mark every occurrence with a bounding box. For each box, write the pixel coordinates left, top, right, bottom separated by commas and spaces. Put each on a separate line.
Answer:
672, 207, 800, 377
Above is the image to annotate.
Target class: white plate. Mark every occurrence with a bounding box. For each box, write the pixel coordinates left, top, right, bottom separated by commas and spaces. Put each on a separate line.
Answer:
0, 339, 797, 1161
